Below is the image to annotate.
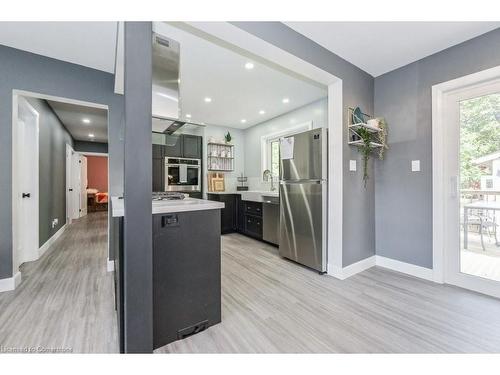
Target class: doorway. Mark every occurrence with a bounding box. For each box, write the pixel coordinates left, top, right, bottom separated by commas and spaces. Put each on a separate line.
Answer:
12, 90, 110, 280
12, 96, 40, 272
433, 66, 500, 298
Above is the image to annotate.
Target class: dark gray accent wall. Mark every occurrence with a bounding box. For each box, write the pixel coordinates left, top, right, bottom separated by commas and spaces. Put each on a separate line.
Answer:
123, 22, 153, 353
0, 44, 124, 280
25, 98, 74, 247
374, 28, 500, 268
232, 22, 375, 267
74, 140, 109, 154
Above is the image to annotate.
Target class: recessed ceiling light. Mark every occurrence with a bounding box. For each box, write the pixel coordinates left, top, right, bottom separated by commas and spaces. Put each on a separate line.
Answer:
88, 133, 95, 138
282, 98, 290, 104
82, 118, 91, 124
185, 114, 192, 118
204, 97, 212, 103
259, 110, 266, 115
241, 119, 247, 124
245, 62, 254, 70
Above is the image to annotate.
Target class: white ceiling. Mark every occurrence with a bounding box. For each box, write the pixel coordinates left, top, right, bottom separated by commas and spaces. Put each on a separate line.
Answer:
47, 100, 108, 143
0, 22, 118, 73
154, 22, 327, 129
285, 22, 500, 77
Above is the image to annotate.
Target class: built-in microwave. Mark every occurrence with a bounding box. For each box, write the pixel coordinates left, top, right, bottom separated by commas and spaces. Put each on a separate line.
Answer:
165, 157, 201, 192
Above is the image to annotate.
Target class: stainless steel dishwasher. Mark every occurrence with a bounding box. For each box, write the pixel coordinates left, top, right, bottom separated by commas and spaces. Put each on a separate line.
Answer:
262, 195, 279, 246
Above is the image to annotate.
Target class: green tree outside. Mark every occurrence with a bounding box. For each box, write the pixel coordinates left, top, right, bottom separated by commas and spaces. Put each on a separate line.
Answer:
460, 93, 500, 189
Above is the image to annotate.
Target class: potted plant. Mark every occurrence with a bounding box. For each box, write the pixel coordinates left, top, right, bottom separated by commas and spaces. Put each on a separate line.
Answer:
224, 131, 232, 144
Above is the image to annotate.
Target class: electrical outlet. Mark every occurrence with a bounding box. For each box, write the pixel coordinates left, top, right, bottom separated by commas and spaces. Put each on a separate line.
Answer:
411, 160, 421, 172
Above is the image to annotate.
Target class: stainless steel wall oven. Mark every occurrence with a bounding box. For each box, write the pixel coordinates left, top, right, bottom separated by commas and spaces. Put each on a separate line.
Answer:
165, 157, 201, 192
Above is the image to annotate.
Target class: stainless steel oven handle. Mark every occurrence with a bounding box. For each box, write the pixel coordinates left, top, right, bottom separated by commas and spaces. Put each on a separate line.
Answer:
166, 164, 200, 168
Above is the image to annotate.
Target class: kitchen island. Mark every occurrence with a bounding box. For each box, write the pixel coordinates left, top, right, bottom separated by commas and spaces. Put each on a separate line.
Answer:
111, 196, 224, 351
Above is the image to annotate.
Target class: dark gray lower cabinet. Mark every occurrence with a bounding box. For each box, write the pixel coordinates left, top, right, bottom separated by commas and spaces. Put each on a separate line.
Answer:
207, 194, 237, 234
153, 210, 221, 349
208, 194, 263, 240
237, 195, 245, 233
242, 201, 263, 239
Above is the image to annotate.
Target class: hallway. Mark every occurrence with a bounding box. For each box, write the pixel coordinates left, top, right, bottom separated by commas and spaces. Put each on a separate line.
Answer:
0, 212, 117, 353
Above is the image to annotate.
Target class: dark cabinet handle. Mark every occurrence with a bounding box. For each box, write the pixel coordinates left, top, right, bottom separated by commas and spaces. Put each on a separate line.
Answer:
22, 193, 31, 198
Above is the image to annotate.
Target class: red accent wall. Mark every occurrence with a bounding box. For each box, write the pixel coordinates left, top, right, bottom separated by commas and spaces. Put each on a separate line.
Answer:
87, 156, 108, 192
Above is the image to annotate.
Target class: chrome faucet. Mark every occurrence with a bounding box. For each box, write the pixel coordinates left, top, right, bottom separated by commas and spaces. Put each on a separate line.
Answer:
263, 169, 276, 191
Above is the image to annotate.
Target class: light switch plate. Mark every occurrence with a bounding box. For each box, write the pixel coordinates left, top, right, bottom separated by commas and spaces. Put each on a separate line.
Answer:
411, 160, 420, 172
349, 160, 357, 171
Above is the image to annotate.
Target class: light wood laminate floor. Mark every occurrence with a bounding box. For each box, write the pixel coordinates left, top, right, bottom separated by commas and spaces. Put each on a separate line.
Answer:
0, 212, 118, 353
157, 233, 500, 353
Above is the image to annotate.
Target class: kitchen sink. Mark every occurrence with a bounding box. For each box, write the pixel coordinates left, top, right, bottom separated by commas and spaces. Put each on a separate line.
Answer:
240, 190, 278, 203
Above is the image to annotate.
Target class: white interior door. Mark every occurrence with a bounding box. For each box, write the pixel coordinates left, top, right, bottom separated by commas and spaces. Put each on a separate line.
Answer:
66, 144, 73, 224
80, 155, 88, 217
443, 78, 500, 298
14, 97, 39, 270
71, 151, 81, 220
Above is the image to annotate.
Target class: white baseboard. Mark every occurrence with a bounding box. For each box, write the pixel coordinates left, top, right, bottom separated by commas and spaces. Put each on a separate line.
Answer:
39, 224, 67, 258
328, 255, 376, 280
328, 254, 435, 282
107, 259, 115, 272
0, 271, 22, 292
375, 255, 434, 281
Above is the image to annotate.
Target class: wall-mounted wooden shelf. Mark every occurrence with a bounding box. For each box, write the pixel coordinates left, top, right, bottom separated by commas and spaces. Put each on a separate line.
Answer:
349, 122, 382, 133
348, 140, 384, 148
207, 142, 234, 172
347, 107, 385, 148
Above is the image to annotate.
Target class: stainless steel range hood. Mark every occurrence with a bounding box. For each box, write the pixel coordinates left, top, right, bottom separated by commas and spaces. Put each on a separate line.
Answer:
152, 33, 181, 130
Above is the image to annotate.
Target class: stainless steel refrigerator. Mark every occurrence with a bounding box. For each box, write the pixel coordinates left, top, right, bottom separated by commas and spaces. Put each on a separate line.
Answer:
279, 128, 327, 273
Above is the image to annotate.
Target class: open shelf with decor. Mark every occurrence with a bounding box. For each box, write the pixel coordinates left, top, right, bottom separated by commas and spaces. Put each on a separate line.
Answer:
347, 107, 388, 187
207, 142, 234, 172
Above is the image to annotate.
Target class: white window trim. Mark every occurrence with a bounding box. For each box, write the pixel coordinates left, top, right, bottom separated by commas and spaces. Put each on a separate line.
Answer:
260, 121, 313, 179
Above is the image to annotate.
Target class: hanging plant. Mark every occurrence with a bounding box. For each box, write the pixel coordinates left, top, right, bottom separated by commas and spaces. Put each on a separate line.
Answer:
356, 127, 374, 187
377, 118, 389, 160
354, 118, 389, 188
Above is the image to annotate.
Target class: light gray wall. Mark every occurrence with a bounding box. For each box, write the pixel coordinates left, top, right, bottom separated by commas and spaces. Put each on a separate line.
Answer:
243, 98, 327, 187
25, 97, 74, 247
74, 140, 109, 154
233, 22, 375, 267
0, 44, 124, 280
374, 28, 500, 268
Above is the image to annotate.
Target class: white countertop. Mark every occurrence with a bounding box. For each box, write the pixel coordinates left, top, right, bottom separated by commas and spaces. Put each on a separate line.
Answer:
111, 196, 224, 217
208, 190, 279, 203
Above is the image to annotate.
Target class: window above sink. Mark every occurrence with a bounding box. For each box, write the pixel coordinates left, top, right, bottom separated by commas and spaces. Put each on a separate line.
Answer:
260, 121, 313, 180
